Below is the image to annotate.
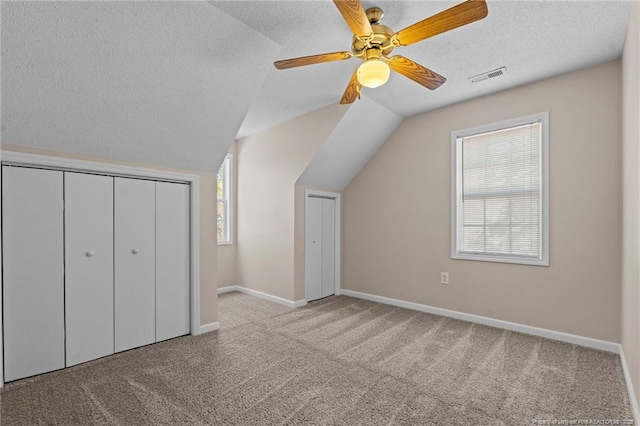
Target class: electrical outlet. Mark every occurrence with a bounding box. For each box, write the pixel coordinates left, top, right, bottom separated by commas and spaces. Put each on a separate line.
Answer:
440, 272, 449, 285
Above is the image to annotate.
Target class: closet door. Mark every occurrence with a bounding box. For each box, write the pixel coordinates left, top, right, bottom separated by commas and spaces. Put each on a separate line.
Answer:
2, 166, 65, 381
306, 197, 336, 302
114, 177, 155, 352
65, 172, 114, 366
155, 182, 190, 341
306, 197, 323, 302
321, 198, 336, 299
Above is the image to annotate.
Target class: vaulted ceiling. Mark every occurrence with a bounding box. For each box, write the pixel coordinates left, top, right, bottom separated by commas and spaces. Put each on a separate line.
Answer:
1, 1, 632, 173
216, 0, 631, 138
1, 1, 280, 171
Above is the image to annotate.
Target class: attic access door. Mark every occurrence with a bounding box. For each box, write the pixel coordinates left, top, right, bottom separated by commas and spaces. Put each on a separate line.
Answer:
305, 191, 340, 302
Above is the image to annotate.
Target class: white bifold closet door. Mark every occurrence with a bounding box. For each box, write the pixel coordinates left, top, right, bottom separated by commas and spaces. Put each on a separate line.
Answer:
155, 182, 190, 341
306, 197, 335, 302
114, 177, 156, 352
64, 172, 114, 367
2, 166, 65, 382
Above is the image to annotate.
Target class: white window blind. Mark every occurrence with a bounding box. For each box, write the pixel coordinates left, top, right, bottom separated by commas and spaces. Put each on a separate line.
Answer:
217, 154, 232, 244
452, 113, 548, 265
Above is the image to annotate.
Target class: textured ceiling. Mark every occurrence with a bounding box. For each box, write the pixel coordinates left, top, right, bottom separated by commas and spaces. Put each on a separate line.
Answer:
213, 1, 632, 139
1, 1, 631, 173
1, 1, 280, 172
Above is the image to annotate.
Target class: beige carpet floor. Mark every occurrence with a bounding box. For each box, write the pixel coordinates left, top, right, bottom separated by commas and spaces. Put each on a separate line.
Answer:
0, 292, 634, 425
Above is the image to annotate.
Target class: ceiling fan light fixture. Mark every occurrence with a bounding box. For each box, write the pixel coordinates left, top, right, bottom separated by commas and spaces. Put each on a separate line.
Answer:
273, 0, 488, 103
357, 58, 390, 88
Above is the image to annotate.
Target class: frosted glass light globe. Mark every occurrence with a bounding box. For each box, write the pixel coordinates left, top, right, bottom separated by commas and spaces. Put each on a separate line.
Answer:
357, 59, 390, 88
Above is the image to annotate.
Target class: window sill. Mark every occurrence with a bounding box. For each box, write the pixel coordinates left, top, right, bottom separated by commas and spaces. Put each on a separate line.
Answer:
451, 253, 549, 267
217, 241, 233, 246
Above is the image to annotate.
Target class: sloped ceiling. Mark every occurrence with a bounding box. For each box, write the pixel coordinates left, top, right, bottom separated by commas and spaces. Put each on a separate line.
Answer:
1, 1, 631, 173
298, 96, 402, 191
0, 1, 280, 172
214, 1, 631, 139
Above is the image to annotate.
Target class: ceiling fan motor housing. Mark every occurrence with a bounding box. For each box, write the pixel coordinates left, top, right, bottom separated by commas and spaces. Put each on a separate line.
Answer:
365, 6, 384, 24
351, 22, 395, 59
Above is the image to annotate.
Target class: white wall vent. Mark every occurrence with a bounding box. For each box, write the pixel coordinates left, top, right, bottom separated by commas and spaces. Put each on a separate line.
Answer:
468, 67, 507, 83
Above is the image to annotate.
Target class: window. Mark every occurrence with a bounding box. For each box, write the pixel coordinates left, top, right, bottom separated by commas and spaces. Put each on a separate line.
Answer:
451, 112, 549, 266
217, 154, 232, 244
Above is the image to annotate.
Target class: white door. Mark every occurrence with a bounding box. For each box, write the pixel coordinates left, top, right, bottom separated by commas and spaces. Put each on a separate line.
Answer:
321, 199, 336, 298
306, 197, 336, 302
306, 197, 323, 301
2, 166, 65, 381
155, 182, 190, 341
65, 172, 114, 366
114, 177, 156, 352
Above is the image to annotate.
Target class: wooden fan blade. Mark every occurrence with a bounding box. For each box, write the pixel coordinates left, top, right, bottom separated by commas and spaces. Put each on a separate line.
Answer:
274, 52, 352, 70
333, 0, 373, 38
340, 70, 360, 104
393, 0, 488, 46
388, 56, 446, 90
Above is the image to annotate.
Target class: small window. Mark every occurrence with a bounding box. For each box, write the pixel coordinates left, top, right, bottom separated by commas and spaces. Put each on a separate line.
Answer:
217, 154, 232, 245
451, 112, 549, 266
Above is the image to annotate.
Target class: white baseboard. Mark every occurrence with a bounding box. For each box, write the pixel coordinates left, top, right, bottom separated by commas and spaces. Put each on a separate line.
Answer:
217, 285, 307, 308
619, 346, 640, 424
340, 289, 619, 354
218, 285, 241, 294
198, 321, 220, 334
289, 299, 308, 308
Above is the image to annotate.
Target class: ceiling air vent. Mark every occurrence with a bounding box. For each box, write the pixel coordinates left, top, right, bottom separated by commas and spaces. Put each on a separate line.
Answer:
468, 67, 507, 83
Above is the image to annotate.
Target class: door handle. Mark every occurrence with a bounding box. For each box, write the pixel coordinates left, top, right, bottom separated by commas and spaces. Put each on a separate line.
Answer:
132, 249, 140, 254
85, 251, 95, 258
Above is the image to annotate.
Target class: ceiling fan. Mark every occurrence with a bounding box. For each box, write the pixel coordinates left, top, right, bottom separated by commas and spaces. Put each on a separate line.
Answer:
274, 0, 488, 104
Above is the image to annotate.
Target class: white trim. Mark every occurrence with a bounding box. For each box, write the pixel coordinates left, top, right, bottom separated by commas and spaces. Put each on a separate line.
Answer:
0, 150, 202, 345
340, 289, 619, 353
198, 321, 220, 334
0, 165, 3, 388
304, 189, 341, 301
217, 285, 307, 308
619, 346, 640, 423
450, 253, 548, 267
450, 112, 550, 267
217, 285, 241, 294
2, 151, 197, 183
189, 178, 202, 336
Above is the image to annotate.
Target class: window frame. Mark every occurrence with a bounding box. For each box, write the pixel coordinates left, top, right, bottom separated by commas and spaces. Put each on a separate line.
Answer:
217, 153, 233, 245
450, 112, 550, 266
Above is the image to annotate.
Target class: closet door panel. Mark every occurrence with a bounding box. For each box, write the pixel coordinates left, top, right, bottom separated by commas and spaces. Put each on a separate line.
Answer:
65, 172, 114, 366
321, 198, 336, 298
114, 177, 156, 352
305, 197, 323, 302
2, 166, 65, 381
155, 182, 190, 341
